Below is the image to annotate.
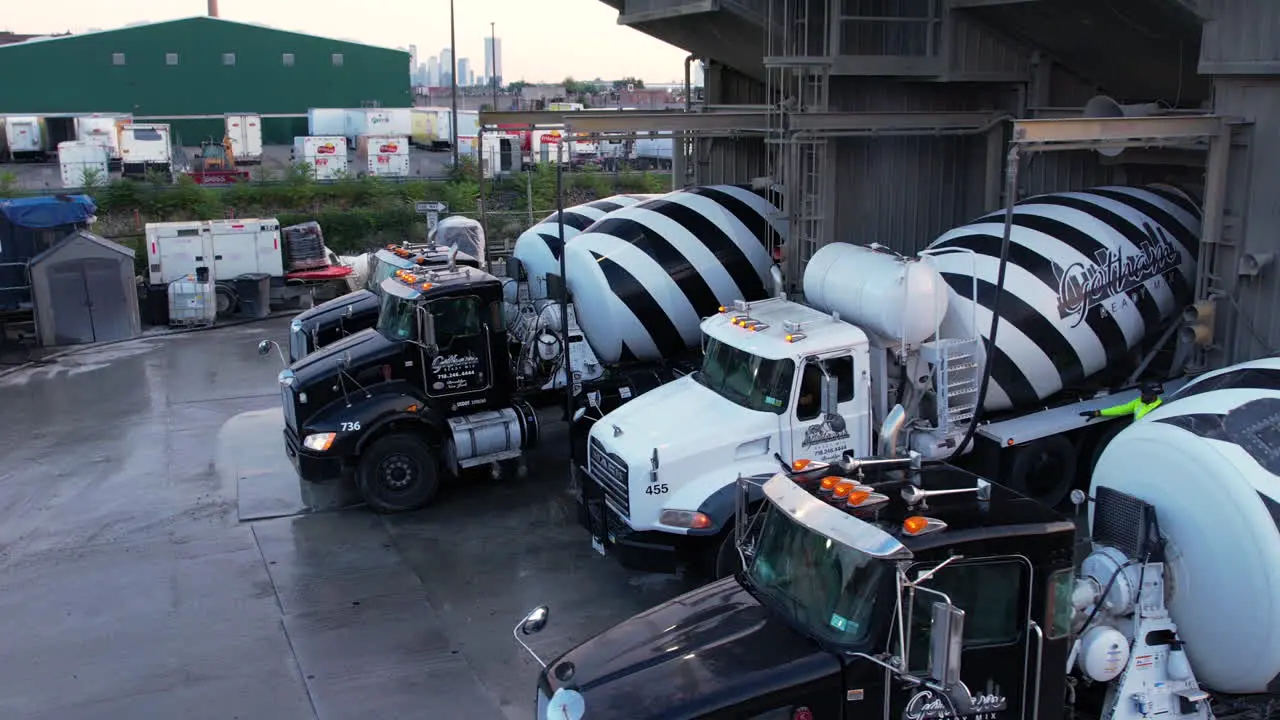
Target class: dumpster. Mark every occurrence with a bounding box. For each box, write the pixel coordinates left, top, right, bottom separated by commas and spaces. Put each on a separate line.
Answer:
235, 272, 271, 319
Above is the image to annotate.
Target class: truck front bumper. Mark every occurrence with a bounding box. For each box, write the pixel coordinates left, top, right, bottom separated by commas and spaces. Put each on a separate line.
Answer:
577, 467, 685, 574
284, 428, 344, 483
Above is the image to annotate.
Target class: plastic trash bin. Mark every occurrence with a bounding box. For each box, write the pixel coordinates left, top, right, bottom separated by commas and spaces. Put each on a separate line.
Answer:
235, 273, 272, 319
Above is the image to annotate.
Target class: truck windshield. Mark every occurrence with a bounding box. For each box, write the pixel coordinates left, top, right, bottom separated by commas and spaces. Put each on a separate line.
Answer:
367, 253, 407, 293
377, 294, 418, 341
694, 337, 794, 414
747, 504, 887, 648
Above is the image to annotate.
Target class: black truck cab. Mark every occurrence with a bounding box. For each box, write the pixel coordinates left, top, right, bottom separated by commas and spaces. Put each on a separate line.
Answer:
286, 243, 482, 362
280, 260, 537, 513
519, 456, 1078, 720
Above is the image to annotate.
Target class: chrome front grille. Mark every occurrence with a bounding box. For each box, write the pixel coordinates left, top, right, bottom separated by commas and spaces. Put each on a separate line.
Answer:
288, 327, 309, 362
281, 385, 298, 431
588, 436, 629, 517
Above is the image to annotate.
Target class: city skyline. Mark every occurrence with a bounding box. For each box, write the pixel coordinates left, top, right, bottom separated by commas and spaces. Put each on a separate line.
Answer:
3, 0, 691, 83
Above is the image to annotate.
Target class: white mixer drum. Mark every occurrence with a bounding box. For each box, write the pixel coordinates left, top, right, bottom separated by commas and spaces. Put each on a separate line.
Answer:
803, 243, 949, 346
925, 184, 1201, 412
1090, 356, 1280, 694
510, 194, 658, 299
564, 184, 786, 363
429, 215, 485, 265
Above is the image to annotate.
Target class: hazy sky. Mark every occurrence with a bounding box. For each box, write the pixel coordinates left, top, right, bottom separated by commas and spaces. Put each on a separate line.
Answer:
4, 0, 691, 83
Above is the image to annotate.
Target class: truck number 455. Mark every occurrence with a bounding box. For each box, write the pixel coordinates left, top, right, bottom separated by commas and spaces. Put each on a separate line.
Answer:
645, 484, 668, 495
341, 421, 361, 431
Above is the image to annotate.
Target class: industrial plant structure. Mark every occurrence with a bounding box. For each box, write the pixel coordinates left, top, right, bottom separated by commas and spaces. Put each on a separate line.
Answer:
481, 0, 1278, 376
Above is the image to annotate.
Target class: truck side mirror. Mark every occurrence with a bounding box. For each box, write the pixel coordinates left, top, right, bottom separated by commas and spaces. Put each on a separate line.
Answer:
820, 374, 846, 433
417, 306, 438, 356
929, 601, 971, 712
520, 605, 549, 635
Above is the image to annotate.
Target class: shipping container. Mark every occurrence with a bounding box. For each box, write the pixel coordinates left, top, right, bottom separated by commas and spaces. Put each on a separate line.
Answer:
291, 135, 348, 180
57, 141, 110, 188
119, 123, 173, 180
224, 113, 263, 164
308, 108, 346, 136
354, 134, 410, 178
75, 113, 131, 163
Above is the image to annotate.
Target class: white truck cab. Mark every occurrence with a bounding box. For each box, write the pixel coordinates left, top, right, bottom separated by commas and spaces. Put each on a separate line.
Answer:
583, 296, 872, 573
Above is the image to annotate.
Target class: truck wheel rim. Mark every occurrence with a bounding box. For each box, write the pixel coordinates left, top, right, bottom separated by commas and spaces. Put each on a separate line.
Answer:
379, 454, 416, 491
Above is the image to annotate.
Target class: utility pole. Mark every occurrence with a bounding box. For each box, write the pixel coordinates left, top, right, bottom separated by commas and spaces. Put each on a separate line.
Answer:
449, 0, 459, 172
490, 22, 498, 111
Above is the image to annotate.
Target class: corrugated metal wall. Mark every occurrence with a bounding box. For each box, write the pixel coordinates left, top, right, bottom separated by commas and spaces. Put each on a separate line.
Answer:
0, 17, 410, 116
1209, 78, 1280, 364
697, 62, 769, 185
1199, 0, 1280, 73
825, 78, 1003, 254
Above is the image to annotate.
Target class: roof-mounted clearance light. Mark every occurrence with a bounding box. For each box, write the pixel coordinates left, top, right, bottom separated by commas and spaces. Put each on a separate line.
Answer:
420, 282, 432, 291
902, 516, 947, 537
783, 319, 808, 343
792, 458, 830, 473
414, 256, 428, 265
847, 491, 889, 509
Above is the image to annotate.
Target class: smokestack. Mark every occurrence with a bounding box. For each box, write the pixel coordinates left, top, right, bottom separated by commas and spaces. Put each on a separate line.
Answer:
208, 0, 219, 17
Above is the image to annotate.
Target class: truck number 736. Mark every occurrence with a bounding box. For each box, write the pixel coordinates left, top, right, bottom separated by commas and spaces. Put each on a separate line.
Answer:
340, 421, 361, 431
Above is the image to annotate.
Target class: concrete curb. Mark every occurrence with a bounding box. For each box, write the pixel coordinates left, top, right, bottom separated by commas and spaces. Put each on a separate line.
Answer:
0, 311, 296, 378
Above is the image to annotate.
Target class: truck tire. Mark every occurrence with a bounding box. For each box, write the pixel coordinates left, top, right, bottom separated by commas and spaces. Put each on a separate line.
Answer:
1004, 435, 1076, 508
357, 433, 440, 513
214, 284, 238, 318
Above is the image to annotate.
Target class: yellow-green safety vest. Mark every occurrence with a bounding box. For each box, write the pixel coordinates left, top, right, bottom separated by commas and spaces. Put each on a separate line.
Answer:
1099, 396, 1163, 420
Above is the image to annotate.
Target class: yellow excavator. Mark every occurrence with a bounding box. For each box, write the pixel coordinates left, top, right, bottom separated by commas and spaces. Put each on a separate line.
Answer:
187, 136, 250, 185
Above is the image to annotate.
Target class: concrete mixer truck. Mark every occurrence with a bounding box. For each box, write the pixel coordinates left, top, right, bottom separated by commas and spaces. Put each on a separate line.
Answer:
575, 183, 1204, 577
513, 366, 1280, 720
270, 185, 785, 513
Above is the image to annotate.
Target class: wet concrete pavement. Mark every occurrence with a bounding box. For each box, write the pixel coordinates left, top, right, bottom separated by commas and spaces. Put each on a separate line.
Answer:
0, 318, 694, 719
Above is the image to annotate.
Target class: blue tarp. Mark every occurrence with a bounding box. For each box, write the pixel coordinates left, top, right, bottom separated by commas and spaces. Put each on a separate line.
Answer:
0, 195, 97, 229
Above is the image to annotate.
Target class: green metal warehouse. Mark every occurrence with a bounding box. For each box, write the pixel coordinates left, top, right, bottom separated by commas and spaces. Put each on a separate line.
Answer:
0, 16, 410, 144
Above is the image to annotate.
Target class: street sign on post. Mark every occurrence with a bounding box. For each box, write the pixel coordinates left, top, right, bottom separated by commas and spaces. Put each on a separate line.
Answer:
415, 201, 448, 233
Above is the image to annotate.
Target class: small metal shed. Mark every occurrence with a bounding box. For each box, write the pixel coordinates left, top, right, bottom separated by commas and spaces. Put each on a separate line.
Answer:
28, 230, 140, 346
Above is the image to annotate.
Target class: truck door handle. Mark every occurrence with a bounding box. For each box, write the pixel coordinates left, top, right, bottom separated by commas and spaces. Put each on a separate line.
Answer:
215, 255, 223, 260
195, 256, 204, 261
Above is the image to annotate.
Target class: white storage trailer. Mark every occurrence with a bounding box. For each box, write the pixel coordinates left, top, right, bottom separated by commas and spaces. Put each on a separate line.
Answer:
307, 108, 346, 136
343, 109, 412, 148
224, 113, 263, 164
74, 113, 131, 164
119, 123, 173, 180
57, 141, 109, 188
4, 116, 46, 160
354, 135, 410, 178
292, 136, 348, 180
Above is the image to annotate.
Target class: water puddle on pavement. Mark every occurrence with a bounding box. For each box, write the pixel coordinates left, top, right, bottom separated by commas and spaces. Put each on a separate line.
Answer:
218, 407, 363, 521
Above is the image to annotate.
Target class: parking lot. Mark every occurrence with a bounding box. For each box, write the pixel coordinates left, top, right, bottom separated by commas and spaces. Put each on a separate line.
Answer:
0, 317, 694, 719
0, 144, 457, 190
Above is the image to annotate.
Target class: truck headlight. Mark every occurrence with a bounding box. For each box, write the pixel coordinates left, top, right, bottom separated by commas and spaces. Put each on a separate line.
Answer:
659, 509, 713, 530
278, 369, 297, 387
290, 319, 303, 333
303, 432, 336, 451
